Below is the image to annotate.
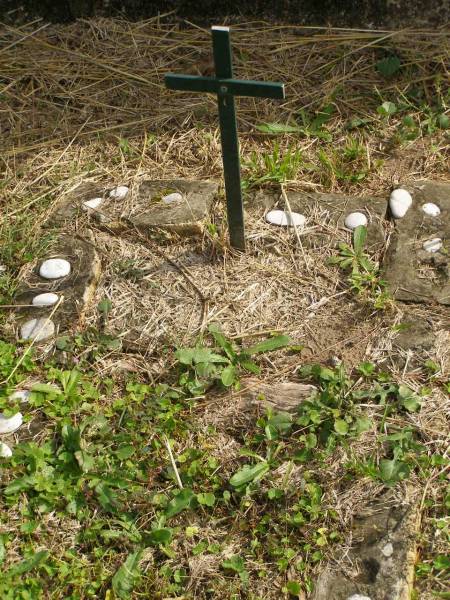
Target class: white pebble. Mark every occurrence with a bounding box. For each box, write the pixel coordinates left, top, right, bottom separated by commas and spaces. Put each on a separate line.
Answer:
0, 412, 23, 434
422, 203, 441, 217
162, 192, 183, 204
32, 292, 59, 307
381, 542, 394, 557
20, 318, 55, 342
82, 197, 103, 211
9, 390, 30, 404
0, 442, 12, 458
0, 264, 6, 274
389, 188, 412, 219
423, 238, 443, 253
266, 210, 306, 228
109, 185, 129, 200
39, 258, 71, 280
344, 212, 368, 229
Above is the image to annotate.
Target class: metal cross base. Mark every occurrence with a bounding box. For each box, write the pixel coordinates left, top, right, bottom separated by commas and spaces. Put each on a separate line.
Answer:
165, 26, 285, 251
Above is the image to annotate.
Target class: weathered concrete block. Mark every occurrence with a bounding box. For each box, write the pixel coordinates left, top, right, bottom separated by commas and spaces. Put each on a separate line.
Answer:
312, 488, 421, 600
384, 180, 449, 304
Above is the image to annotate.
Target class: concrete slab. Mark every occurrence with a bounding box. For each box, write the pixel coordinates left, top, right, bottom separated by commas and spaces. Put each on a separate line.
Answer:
312, 487, 420, 600
384, 180, 449, 304
15, 232, 101, 339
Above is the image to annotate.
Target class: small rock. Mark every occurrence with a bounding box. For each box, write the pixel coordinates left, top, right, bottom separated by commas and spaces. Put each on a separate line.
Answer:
20, 317, 55, 342
0, 442, 12, 458
344, 211, 368, 229
0, 412, 23, 434
162, 192, 183, 204
0, 264, 6, 274
381, 542, 394, 557
32, 292, 59, 307
39, 258, 71, 279
423, 238, 443, 253
347, 596, 372, 600
266, 209, 306, 227
82, 197, 103, 211
389, 188, 412, 219
109, 185, 129, 200
9, 390, 30, 404
422, 202, 441, 217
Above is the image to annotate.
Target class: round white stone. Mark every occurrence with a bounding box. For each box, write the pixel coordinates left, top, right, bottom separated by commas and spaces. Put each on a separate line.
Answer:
266, 210, 306, 228
109, 185, 129, 200
162, 192, 183, 204
381, 542, 394, 557
423, 238, 443, 253
32, 292, 59, 307
422, 202, 441, 217
20, 318, 55, 342
389, 188, 412, 219
39, 258, 71, 280
344, 211, 368, 229
0, 442, 12, 458
0, 412, 23, 434
9, 390, 30, 404
82, 197, 103, 211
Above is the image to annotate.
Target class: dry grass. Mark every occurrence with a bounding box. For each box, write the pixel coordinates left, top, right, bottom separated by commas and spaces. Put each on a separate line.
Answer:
0, 15, 449, 600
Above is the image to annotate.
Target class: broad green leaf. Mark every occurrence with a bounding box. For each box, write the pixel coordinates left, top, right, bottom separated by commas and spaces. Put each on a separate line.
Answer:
221, 554, 245, 573
334, 419, 349, 435
377, 101, 397, 117
31, 383, 62, 395
196, 492, 216, 507
221, 365, 236, 387
398, 384, 421, 412
97, 298, 112, 315
95, 483, 118, 512
4, 475, 35, 495
115, 445, 136, 460
146, 528, 172, 545
165, 488, 195, 519
286, 580, 302, 596
75, 450, 95, 473
376, 55, 401, 78
304, 432, 317, 448
437, 114, 449, 129
354, 416, 372, 434
229, 461, 269, 488
246, 334, 291, 355
352, 225, 367, 254
255, 122, 303, 134
7, 550, 49, 577
112, 550, 142, 599
379, 458, 410, 484
239, 358, 260, 374
208, 323, 235, 359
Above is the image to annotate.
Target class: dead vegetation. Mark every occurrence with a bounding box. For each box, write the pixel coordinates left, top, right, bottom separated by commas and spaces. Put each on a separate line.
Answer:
0, 16, 449, 600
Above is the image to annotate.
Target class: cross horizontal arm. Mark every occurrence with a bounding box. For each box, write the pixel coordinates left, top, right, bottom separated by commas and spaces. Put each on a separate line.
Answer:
165, 74, 285, 100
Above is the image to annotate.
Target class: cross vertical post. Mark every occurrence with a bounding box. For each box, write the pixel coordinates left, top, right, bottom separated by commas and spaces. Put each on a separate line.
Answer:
165, 26, 285, 251
212, 26, 245, 251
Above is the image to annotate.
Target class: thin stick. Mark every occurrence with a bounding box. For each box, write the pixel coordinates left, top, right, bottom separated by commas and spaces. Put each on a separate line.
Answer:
280, 184, 311, 274
163, 434, 184, 489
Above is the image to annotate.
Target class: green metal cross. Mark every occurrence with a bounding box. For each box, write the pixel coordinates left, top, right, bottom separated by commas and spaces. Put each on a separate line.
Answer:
165, 26, 285, 251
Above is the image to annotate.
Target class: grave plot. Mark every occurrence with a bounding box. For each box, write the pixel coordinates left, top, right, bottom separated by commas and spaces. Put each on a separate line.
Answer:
13, 233, 101, 343
384, 180, 449, 305
79, 188, 391, 374
53, 179, 219, 237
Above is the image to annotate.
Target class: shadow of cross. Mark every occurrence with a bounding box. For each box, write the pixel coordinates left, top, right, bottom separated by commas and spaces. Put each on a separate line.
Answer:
165, 26, 285, 251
